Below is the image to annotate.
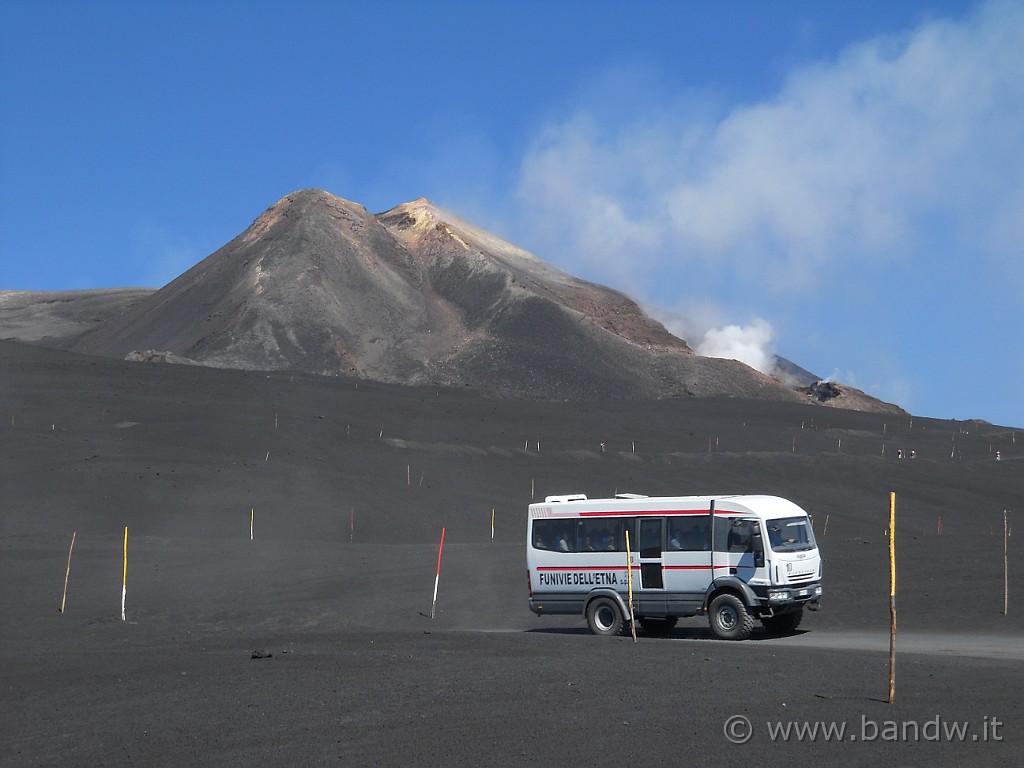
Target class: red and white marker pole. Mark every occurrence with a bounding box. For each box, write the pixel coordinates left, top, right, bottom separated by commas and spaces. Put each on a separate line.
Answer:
430, 527, 446, 619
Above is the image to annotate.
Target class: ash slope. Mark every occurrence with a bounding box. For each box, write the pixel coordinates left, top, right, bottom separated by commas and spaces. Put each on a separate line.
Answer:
68, 189, 799, 402
2, 339, 1021, 767
0, 288, 152, 347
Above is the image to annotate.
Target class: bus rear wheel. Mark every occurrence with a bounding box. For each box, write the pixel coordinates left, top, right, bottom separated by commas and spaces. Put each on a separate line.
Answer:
586, 597, 626, 637
708, 594, 754, 640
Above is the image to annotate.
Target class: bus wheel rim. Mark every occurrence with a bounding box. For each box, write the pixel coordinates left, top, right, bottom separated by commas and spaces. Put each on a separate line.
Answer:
719, 605, 737, 630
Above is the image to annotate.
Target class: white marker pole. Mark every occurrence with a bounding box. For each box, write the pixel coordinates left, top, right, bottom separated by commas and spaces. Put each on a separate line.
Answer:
60, 531, 77, 613
121, 527, 128, 621
430, 527, 446, 619
250, 508, 254, 541
491, 509, 495, 540
1005, 510, 1010, 616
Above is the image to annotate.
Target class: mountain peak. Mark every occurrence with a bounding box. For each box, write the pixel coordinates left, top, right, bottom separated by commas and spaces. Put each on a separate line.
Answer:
65, 189, 819, 402
378, 197, 446, 235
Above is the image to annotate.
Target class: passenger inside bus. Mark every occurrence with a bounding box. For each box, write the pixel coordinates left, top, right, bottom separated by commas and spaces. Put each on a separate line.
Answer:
667, 519, 711, 551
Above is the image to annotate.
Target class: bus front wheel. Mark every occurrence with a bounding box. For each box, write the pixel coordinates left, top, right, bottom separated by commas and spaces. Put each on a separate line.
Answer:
586, 597, 626, 637
708, 594, 754, 640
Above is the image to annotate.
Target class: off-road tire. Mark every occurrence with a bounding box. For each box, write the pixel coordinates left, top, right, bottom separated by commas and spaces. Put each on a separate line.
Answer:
586, 597, 626, 637
708, 593, 754, 640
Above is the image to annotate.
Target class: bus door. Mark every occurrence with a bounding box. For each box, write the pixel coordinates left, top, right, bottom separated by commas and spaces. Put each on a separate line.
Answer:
663, 514, 713, 614
636, 517, 667, 615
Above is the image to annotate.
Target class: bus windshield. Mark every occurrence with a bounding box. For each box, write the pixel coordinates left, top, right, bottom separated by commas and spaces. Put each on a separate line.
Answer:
765, 516, 816, 552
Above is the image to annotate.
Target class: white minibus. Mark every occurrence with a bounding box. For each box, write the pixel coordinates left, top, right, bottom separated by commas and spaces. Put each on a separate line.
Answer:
527, 493, 822, 639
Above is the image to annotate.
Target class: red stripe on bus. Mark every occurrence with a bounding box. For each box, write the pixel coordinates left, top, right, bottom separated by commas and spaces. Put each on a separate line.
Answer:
663, 565, 712, 570
536, 566, 629, 572
578, 509, 712, 517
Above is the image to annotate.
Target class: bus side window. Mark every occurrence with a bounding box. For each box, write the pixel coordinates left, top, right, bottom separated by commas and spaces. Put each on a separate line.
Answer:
713, 517, 731, 553
533, 520, 577, 551
532, 520, 562, 551
577, 519, 605, 551
726, 520, 757, 553
668, 518, 711, 551
603, 520, 626, 552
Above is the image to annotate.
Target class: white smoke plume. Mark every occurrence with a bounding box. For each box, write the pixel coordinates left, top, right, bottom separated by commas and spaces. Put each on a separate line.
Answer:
695, 318, 775, 374
516, 1, 1023, 293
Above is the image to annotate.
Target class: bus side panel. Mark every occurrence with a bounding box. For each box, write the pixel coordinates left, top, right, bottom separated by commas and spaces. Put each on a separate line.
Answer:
528, 547, 630, 616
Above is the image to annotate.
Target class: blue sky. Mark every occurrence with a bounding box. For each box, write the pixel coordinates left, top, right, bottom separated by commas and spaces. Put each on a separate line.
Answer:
2, 1, 1021, 427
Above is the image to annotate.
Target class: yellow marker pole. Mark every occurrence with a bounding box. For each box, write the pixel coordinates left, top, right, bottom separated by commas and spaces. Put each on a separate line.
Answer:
888, 492, 896, 703
491, 508, 495, 540
60, 531, 77, 613
121, 526, 128, 621
625, 530, 637, 643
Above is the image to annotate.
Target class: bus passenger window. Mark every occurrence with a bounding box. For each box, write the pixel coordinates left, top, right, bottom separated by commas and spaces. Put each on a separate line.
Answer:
532, 520, 576, 552
668, 518, 711, 551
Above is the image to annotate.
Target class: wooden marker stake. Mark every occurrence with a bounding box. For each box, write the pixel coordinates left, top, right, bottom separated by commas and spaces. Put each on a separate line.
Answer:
60, 531, 77, 613
250, 508, 254, 541
490, 509, 495, 540
625, 530, 637, 643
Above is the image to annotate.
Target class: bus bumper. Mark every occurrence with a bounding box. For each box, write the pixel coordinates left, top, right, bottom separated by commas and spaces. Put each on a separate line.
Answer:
766, 582, 823, 606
